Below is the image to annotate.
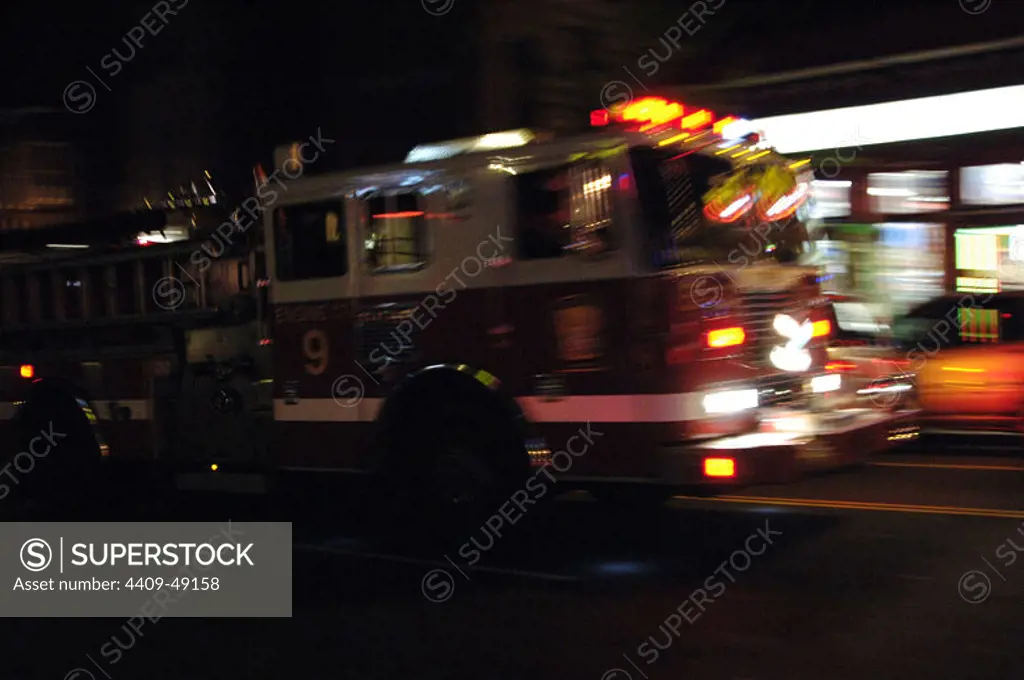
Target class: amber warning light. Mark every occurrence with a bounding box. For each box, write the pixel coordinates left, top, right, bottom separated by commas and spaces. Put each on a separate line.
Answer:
706, 327, 746, 349
704, 457, 736, 478
811, 320, 832, 338
19, 365, 34, 379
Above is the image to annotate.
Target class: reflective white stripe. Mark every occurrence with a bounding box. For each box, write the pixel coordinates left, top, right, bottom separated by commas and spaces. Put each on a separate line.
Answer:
517, 394, 706, 423
273, 393, 709, 423
0, 399, 152, 421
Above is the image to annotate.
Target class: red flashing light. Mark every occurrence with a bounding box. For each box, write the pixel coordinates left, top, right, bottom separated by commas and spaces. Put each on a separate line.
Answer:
759, 182, 810, 222
704, 457, 736, 478
707, 327, 746, 349
619, 97, 684, 130
598, 97, 745, 139
19, 364, 34, 379
253, 164, 268, 187
704, 192, 755, 224
372, 211, 424, 219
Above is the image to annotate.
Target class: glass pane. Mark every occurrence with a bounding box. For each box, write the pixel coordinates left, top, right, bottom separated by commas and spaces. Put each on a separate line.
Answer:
366, 194, 426, 272
868, 171, 949, 214
961, 164, 1024, 205
273, 202, 347, 281
810, 180, 851, 218
516, 166, 572, 260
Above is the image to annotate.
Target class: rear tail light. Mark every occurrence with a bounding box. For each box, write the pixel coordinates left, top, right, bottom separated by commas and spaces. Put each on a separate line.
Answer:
706, 326, 745, 349
19, 364, 34, 379
704, 457, 736, 478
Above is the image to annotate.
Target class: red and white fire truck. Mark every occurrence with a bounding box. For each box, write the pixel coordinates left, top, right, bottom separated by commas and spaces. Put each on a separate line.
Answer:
0, 97, 917, 516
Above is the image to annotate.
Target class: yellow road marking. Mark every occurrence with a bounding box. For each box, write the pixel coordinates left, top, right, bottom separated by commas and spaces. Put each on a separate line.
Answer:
673, 494, 1024, 520
869, 461, 1024, 472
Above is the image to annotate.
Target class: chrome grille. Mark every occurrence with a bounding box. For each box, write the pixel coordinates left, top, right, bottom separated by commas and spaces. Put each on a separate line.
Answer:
739, 290, 802, 366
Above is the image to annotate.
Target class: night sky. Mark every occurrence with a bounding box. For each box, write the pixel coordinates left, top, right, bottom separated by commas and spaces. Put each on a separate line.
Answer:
1, 0, 476, 210
1, 0, 1021, 216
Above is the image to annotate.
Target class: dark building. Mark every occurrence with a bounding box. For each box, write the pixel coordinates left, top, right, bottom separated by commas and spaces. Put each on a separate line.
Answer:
665, 36, 1024, 315
478, 0, 634, 134
0, 108, 82, 230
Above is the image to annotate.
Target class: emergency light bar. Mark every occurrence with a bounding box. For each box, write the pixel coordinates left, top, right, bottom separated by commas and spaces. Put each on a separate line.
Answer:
591, 96, 755, 141
749, 84, 1024, 154
404, 129, 537, 163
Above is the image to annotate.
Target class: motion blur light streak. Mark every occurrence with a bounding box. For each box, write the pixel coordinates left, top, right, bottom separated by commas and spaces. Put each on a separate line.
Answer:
751, 85, 1024, 153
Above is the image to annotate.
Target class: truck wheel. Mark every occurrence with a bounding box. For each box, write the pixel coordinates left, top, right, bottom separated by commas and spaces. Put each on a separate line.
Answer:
590, 484, 677, 509
11, 386, 106, 515
377, 398, 530, 543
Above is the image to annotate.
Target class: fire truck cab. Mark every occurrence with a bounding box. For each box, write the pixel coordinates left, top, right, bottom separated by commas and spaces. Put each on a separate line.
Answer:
0, 98, 918, 518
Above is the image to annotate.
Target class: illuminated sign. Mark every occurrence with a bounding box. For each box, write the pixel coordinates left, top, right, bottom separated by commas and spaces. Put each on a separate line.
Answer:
750, 85, 1024, 154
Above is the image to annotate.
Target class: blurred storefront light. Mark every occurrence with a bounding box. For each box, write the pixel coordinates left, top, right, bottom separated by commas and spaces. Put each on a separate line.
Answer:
810, 180, 851, 219
750, 85, 1024, 154
955, 225, 1024, 291
867, 171, 948, 214
961, 163, 1024, 205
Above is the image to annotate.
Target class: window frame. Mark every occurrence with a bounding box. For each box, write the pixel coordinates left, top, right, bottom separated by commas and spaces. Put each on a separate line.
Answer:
272, 200, 349, 282
361, 191, 429, 274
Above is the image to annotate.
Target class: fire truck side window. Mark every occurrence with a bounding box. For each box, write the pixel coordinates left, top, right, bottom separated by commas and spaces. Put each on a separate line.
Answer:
630, 148, 730, 267
515, 165, 572, 259
365, 193, 427, 272
273, 202, 347, 281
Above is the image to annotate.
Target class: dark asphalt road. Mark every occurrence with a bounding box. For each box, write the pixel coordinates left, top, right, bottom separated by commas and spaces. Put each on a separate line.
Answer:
2, 445, 1023, 680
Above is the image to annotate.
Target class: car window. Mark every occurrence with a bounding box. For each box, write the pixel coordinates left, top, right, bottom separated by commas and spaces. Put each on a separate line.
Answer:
893, 295, 1024, 348
893, 296, 971, 350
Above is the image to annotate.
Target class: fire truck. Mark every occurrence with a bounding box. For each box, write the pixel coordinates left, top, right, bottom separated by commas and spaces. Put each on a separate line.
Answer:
0, 98, 918, 519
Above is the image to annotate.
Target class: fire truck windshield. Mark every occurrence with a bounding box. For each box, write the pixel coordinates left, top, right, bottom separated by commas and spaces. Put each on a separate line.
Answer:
630, 147, 810, 269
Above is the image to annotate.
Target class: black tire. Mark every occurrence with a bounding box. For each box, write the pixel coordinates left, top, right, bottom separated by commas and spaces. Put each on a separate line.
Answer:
375, 395, 530, 545
9, 385, 107, 515
590, 484, 677, 509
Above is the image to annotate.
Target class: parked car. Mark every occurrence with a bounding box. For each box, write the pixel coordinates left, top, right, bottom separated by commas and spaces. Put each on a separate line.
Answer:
892, 291, 1024, 435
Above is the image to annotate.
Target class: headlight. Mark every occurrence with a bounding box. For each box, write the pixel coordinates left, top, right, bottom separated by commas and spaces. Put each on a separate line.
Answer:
703, 389, 759, 415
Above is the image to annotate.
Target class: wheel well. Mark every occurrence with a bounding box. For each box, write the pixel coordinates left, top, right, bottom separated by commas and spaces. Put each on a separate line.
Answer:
372, 364, 529, 463
16, 378, 101, 457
